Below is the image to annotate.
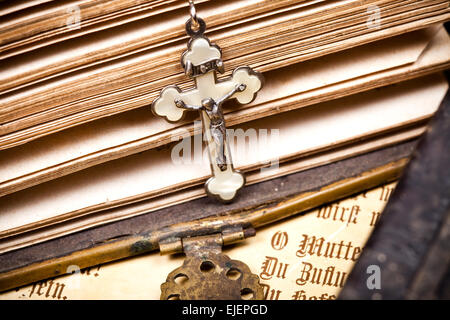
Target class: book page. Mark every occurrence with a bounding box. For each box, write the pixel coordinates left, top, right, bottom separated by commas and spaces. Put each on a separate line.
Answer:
0, 182, 396, 300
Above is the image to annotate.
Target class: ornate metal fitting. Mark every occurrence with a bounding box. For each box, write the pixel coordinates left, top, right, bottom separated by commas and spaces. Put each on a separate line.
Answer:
160, 228, 264, 300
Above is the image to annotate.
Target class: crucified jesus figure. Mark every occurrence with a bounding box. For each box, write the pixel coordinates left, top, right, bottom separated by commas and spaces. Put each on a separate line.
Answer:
175, 83, 247, 172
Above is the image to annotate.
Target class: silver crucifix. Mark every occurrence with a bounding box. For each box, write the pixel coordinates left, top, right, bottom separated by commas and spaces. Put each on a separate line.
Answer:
151, 12, 263, 202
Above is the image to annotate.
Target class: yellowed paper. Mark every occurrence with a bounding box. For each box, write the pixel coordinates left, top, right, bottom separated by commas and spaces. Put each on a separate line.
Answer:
0, 182, 396, 300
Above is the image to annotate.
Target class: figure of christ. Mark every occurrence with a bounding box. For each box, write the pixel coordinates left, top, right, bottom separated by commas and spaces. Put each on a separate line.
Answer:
175, 83, 247, 171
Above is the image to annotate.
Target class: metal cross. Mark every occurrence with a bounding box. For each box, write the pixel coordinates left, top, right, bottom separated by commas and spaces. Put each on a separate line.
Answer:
151, 17, 263, 202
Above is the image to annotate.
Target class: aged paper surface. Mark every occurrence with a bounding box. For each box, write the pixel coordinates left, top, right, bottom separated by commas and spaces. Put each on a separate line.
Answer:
0, 182, 396, 300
